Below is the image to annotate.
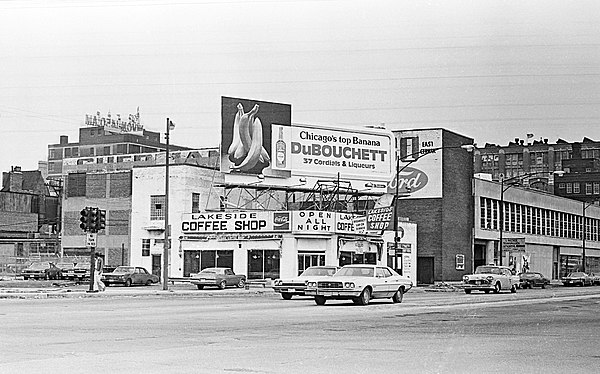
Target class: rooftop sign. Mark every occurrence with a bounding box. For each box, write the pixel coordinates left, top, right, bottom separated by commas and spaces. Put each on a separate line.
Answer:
85, 108, 144, 134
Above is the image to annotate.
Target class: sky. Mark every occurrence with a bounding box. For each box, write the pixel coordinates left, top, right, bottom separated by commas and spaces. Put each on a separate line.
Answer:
1, 0, 600, 175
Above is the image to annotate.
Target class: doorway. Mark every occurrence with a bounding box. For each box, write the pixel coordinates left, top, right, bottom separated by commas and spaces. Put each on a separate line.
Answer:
151, 254, 161, 279
417, 256, 434, 285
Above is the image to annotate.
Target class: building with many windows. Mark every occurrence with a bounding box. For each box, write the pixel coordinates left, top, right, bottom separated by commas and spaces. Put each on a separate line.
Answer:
475, 177, 600, 278
474, 136, 600, 193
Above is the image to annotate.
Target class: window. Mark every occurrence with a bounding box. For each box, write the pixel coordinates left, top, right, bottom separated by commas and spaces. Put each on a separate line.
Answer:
192, 193, 201, 213
142, 239, 150, 256
586, 183, 593, 195
595, 183, 600, 195
574, 183, 580, 194
150, 195, 166, 220
559, 183, 565, 189
297, 253, 325, 275
566, 183, 572, 193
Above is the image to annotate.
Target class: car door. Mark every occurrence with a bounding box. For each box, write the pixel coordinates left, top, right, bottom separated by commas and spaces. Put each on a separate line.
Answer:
224, 269, 235, 286
373, 267, 390, 298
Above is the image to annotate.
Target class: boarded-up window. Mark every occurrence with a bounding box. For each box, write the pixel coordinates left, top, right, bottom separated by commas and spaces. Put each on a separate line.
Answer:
64, 211, 83, 236
109, 172, 132, 198
108, 210, 129, 235
67, 173, 86, 197
87, 174, 106, 198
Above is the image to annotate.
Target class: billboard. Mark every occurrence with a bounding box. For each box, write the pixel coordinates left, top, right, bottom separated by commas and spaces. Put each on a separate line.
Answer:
388, 129, 443, 198
271, 123, 394, 182
221, 97, 291, 177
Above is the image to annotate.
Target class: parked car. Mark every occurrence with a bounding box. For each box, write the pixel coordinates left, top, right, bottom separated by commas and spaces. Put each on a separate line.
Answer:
20, 262, 62, 280
590, 273, 600, 286
562, 272, 593, 287
304, 264, 412, 306
102, 266, 159, 286
462, 265, 519, 294
272, 266, 340, 299
519, 272, 551, 289
63, 262, 91, 281
190, 267, 246, 290
54, 261, 77, 280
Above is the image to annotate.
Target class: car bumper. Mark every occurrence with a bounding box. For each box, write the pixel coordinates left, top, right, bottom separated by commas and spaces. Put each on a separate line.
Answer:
305, 289, 362, 298
272, 286, 306, 295
463, 284, 494, 291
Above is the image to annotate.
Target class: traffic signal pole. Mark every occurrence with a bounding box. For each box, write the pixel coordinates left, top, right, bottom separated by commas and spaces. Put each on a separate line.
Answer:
80, 207, 105, 293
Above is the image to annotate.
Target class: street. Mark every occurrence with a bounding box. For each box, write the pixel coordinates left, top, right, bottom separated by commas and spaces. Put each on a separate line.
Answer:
1, 286, 599, 374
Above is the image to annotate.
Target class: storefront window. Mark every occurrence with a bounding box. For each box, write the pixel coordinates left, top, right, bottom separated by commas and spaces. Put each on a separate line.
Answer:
560, 255, 582, 278
339, 251, 376, 266
248, 250, 280, 280
297, 253, 325, 276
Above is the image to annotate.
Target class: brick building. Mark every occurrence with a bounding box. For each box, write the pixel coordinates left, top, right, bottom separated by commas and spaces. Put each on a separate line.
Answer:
391, 129, 475, 284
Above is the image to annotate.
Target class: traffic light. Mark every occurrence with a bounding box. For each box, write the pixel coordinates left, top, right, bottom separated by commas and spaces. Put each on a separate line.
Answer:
97, 209, 106, 231
79, 207, 91, 231
89, 208, 99, 232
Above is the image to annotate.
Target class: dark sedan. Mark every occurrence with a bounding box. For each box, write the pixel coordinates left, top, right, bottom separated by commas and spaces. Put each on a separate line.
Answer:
190, 267, 246, 290
102, 266, 159, 287
562, 272, 593, 287
20, 262, 62, 280
519, 272, 550, 289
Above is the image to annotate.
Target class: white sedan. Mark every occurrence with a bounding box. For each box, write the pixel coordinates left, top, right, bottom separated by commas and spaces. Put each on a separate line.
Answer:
304, 264, 413, 306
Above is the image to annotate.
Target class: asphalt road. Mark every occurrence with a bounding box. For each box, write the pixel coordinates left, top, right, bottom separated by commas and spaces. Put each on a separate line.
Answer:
1, 286, 599, 374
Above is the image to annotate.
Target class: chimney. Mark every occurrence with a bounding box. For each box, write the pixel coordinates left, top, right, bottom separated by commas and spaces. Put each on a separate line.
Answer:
4, 166, 24, 192
59, 135, 69, 145
38, 161, 48, 180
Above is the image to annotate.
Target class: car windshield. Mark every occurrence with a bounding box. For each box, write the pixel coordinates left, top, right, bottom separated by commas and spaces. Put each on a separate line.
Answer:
113, 266, 134, 273
301, 267, 336, 276
29, 263, 48, 269
475, 266, 502, 275
199, 269, 217, 274
567, 272, 585, 277
334, 267, 374, 277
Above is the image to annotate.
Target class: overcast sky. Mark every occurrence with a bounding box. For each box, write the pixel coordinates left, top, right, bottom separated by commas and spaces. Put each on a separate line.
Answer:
1, 0, 599, 174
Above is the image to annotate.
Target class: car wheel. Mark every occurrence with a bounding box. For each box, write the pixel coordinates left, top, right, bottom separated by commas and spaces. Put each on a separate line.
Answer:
484, 290, 490, 294
493, 282, 501, 294
464, 289, 472, 294
281, 293, 293, 300
392, 288, 404, 303
196, 285, 204, 290
357, 287, 371, 306
315, 296, 326, 305
145, 280, 152, 286
125, 279, 132, 287
236, 279, 245, 288
219, 280, 227, 290
511, 284, 517, 293
105, 282, 110, 287
541, 283, 546, 289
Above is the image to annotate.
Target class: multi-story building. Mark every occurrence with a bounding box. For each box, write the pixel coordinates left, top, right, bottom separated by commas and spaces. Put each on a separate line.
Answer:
46, 110, 193, 180
554, 142, 600, 205
0, 166, 60, 272
474, 136, 600, 192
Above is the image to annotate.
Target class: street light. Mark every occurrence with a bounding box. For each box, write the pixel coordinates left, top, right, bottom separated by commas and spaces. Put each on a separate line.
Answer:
163, 118, 175, 291
392, 144, 475, 274
498, 170, 564, 266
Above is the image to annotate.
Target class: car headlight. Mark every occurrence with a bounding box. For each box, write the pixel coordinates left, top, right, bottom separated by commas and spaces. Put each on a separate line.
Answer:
307, 282, 316, 288
344, 282, 355, 288
463, 276, 469, 282
486, 276, 494, 281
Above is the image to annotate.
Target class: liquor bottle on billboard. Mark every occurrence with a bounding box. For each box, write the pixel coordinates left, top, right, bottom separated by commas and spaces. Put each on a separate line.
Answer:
276, 126, 286, 168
